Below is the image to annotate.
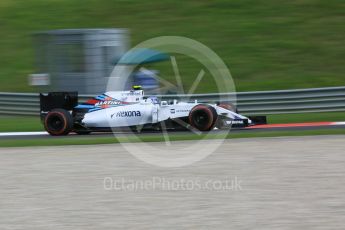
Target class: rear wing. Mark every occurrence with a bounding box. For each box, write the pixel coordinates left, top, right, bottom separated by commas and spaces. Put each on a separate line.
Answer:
39, 92, 78, 120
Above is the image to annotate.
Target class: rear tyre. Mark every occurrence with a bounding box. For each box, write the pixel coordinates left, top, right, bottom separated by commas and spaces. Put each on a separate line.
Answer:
188, 105, 218, 131
44, 109, 73, 136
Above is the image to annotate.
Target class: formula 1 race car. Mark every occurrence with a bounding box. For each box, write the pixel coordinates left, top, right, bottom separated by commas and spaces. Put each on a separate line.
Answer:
40, 87, 266, 136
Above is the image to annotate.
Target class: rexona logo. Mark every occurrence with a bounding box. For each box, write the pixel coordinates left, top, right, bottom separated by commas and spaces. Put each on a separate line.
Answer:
111, 111, 141, 118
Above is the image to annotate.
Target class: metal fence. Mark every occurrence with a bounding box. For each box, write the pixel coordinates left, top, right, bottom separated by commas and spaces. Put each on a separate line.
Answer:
0, 86, 344, 116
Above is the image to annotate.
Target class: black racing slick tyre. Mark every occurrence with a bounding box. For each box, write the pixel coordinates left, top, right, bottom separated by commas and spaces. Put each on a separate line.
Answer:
188, 105, 218, 131
44, 109, 73, 136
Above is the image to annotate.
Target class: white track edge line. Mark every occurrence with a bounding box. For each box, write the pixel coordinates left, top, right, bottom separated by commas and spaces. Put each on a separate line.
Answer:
0, 131, 48, 137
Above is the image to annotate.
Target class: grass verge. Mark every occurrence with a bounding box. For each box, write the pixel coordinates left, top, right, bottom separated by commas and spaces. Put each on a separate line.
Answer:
0, 0, 344, 92
0, 128, 344, 148
0, 116, 42, 132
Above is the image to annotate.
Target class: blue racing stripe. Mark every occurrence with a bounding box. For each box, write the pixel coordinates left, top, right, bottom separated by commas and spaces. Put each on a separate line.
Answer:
75, 104, 95, 109
89, 108, 102, 112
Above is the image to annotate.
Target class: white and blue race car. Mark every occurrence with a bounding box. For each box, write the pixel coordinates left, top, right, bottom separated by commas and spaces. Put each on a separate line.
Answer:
40, 87, 266, 135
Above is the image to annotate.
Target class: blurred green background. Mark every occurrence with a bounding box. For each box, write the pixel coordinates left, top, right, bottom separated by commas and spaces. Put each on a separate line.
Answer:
0, 0, 344, 93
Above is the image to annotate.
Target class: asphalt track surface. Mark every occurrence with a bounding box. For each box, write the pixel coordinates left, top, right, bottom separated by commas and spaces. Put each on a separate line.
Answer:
0, 122, 344, 140
1, 135, 345, 229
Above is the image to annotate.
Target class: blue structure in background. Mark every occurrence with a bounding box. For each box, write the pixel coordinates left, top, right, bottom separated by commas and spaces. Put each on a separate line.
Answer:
113, 48, 170, 92
132, 70, 159, 90
115, 48, 170, 65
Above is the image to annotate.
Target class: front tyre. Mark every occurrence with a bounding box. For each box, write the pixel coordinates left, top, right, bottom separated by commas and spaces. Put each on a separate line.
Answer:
44, 109, 73, 136
188, 105, 218, 131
